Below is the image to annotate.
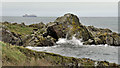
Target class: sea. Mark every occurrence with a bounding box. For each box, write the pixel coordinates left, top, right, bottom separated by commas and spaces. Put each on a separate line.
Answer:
0, 16, 120, 64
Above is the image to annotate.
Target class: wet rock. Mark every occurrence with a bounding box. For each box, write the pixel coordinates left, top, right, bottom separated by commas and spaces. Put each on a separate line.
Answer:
86, 25, 120, 46
83, 39, 94, 45
106, 36, 114, 45
113, 36, 120, 46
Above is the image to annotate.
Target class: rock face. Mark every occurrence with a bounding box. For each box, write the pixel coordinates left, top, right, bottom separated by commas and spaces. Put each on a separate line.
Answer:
44, 13, 93, 41
85, 26, 120, 46
29, 22, 46, 29
24, 33, 55, 47
43, 13, 120, 46
23, 27, 56, 47
1, 22, 55, 47
1, 27, 23, 46
1, 13, 120, 46
105, 33, 120, 46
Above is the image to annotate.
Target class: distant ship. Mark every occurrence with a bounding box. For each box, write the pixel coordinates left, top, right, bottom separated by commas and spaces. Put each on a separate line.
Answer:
23, 14, 37, 17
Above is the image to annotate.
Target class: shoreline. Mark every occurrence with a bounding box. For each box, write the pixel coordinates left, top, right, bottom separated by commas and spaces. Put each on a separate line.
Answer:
1, 13, 120, 66
26, 42, 119, 64
1, 41, 119, 66
0, 16, 118, 33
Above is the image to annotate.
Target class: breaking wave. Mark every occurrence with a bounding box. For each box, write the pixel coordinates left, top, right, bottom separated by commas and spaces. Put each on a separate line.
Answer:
26, 36, 119, 64
56, 36, 83, 45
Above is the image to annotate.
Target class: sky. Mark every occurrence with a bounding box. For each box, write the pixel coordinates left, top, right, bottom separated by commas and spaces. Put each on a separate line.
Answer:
1, 0, 119, 2
0, 1, 118, 17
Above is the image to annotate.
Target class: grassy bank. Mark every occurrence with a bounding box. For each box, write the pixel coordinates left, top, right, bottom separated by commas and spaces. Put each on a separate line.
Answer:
1, 41, 119, 67
2, 22, 35, 38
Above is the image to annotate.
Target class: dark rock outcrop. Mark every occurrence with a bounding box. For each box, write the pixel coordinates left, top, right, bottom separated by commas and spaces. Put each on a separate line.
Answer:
106, 33, 120, 46
1, 27, 23, 46
42, 13, 120, 46
44, 13, 93, 41
1, 13, 120, 46
29, 22, 46, 29
23, 28, 56, 47
85, 25, 120, 46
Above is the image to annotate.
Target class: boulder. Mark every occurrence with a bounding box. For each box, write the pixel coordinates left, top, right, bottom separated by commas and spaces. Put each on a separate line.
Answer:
106, 36, 114, 45
29, 22, 46, 29
44, 13, 93, 41
94, 37, 103, 45
104, 33, 120, 46
83, 39, 94, 45
25, 35, 55, 47
113, 37, 120, 46
1, 27, 23, 46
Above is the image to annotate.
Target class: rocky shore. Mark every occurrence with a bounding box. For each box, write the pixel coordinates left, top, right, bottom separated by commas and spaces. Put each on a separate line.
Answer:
1, 13, 120, 47
0, 13, 120, 66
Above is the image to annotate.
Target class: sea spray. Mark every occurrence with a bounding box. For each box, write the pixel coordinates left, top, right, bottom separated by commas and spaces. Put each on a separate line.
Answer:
26, 36, 119, 64
56, 36, 83, 45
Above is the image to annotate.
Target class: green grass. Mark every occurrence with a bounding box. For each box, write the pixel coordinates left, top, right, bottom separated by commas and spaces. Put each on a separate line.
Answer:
1, 41, 26, 65
1, 41, 119, 66
1, 22, 119, 66
4, 23, 35, 36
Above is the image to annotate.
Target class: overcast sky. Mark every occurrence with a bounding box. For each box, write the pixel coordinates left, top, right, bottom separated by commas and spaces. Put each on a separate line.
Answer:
1, 2, 118, 17
1, 0, 119, 2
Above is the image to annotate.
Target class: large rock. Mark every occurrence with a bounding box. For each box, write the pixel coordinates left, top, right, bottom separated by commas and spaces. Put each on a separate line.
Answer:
2, 13, 120, 46
86, 25, 120, 46
1, 27, 23, 46
44, 13, 93, 41
24, 34, 55, 47
106, 33, 120, 46
23, 27, 56, 47
29, 22, 46, 29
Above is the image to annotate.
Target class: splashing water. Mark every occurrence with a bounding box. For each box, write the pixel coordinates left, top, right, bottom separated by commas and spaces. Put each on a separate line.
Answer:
26, 36, 119, 64
56, 36, 83, 45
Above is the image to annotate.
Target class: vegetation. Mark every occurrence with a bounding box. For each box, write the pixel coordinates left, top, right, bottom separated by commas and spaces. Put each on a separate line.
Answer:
1, 13, 120, 66
2, 22, 35, 37
1, 41, 119, 67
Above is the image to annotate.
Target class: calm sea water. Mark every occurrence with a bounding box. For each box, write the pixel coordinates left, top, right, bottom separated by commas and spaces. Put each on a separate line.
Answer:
0, 16, 118, 32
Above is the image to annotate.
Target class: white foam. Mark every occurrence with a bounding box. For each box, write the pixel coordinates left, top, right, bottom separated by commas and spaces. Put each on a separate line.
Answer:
56, 38, 67, 44
56, 36, 83, 45
26, 46, 33, 49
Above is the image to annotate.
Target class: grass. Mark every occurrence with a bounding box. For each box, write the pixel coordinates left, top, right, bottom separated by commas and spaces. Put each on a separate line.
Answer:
1, 41, 119, 66
3, 23, 35, 37
1, 22, 119, 66
1, 41, 26, 65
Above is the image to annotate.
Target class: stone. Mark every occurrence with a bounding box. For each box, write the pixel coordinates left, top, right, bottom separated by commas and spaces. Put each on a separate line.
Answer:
94, 37, 103, 45
29, 22, 45, 29
2, 28, 23, 46
83, 39, 94, 45
44, 13, 93, 42
106, 36, 114, 45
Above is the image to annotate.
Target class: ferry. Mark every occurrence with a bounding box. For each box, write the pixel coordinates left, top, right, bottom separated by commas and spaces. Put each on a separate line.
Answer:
23, 14, 37, 17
